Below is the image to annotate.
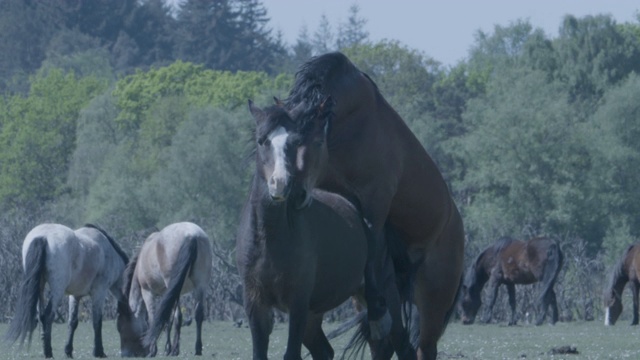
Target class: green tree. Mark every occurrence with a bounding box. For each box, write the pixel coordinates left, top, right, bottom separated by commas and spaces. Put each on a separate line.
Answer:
0, 69, 106, 210
336, 4, 369, 49
175, 0, 283, 72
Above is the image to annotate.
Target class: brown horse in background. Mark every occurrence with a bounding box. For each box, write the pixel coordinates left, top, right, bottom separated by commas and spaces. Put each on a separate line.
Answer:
603, 243, 640, 326
460, 237, 563, 326
283, 51, 465, 360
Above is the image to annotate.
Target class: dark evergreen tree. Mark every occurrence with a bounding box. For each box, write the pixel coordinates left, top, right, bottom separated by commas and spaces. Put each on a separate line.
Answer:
175, 0, 283, 72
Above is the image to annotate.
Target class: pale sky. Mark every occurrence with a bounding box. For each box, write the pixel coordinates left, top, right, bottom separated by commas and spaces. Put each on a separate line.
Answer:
261, 1, 640, 66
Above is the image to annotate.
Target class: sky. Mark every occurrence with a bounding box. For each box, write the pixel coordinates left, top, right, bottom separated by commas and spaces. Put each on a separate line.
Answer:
261, 1, 640, 66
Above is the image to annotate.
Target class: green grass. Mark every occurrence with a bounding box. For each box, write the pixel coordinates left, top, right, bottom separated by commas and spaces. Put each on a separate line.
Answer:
3, 320, 640, 359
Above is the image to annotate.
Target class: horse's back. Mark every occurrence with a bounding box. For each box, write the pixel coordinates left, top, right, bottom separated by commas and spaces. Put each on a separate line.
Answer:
138, 222, 212, 295
75, 226, 127, 290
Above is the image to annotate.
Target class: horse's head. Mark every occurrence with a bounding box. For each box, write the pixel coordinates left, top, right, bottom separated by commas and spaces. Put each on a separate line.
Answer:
116, 298, 149, 356
459, 265, 485, 325
116, 299, 148, 356
249, 97, 332, 208
460, 283, 482, 325
603, 288, 623, 326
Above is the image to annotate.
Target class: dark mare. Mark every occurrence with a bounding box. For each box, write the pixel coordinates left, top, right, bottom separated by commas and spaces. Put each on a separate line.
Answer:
5, 223, 129, 358
116, 222, 212, 357
603, 243, 640, 326
460, 236, 563, 326
280, 52, 465, 360
236, 100, 415, 360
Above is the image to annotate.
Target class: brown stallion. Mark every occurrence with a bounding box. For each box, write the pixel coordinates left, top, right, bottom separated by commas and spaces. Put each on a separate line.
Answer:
603, 243, 640, 326
460, 237, 563, 326
282, 52, 465, 360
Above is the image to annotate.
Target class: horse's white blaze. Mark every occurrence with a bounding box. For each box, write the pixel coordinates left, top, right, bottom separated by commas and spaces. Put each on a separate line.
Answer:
268, 126, 289, 197
604, 307, 611, 326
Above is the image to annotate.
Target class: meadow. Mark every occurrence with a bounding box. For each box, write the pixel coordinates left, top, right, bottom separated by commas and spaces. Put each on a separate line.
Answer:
3, 319, 640, 359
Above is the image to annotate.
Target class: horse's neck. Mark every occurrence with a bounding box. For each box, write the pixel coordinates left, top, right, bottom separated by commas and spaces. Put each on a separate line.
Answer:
251, 180, 296, 242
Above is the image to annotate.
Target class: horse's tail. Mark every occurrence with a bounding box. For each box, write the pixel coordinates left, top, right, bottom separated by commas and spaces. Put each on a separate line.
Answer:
144, 236, 198, 348
539, 240, 563, 303
5, 236, 47, 346
326, 310, 366, 340
340, 312, 376, 360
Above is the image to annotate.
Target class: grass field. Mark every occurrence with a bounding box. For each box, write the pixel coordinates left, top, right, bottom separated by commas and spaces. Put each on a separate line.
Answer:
3, 319, 640, 359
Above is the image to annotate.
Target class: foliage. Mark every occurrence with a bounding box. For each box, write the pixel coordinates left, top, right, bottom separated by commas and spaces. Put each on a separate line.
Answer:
0, 69, 106, 210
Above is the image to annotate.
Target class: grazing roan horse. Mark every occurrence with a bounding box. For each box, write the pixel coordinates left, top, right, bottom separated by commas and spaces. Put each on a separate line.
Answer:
603, 243, 640, 326
116, 222, 212, 357
279, 51, 465, 360
460, 236, 563, 326
236, 100, 415, 360
5, 223, 129, 358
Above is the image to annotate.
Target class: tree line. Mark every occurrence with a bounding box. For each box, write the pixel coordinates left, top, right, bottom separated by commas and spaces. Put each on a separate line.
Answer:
1, 1, 640, 322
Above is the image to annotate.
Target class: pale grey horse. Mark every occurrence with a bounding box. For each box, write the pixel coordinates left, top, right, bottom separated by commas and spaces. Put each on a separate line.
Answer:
5, 223, 129, 358
116, 222, 212, 357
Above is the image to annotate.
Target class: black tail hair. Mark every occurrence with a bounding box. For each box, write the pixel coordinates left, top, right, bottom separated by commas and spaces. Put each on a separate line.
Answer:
143, 236, 198, 348
539, 240, 564, 304
5, 236, 47, 346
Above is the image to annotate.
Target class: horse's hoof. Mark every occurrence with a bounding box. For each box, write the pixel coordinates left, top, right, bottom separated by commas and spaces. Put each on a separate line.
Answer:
369, 310, 392, 340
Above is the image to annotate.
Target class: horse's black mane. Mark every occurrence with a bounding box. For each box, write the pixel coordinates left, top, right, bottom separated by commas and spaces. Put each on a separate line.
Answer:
604, 244, 634, 301
121, 251, 140, 300
465, 236, 514, 287
285, 52, 356, 121
84, 223, 129, 265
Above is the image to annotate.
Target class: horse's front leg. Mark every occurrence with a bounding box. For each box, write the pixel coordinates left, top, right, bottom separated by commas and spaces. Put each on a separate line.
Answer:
481, 277, 500, 324
506, 283, 517, 326
284, 301, 309, 360
64, 296, 80, 358
91, 291, 107, 358
631, 281, 639, 325
245, 295, 274, 360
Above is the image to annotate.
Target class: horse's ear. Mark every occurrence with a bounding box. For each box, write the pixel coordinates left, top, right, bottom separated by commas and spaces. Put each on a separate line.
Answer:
273, 96, 284, 106
248, 99, 264, 121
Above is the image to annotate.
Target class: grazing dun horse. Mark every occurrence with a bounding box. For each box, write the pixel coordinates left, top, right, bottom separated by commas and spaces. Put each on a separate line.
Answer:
5, 223, 129, 358
236, 100, 415, 360
460, 236, 563, 326
116, 222, 212, 357
603, 243, 640, 326
276, 51, 465, 360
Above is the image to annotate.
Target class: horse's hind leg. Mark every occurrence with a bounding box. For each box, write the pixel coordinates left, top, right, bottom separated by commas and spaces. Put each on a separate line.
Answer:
169, 305, 182, 356
302, 313, 333, 360
506, 283, 517, 326
40, 297, 55, 358
90, 290, 108, 357
194, 291, 205, 356
548, 288, 559, 324
415, 230, 464, 360
64, 296, 80, 358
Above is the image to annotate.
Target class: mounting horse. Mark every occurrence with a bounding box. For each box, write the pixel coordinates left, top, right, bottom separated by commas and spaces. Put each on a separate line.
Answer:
460, 236, 563, 326
236, 101, 415, 360
5, 223, 129, 358
279, 52, 465, 359
116, 222, 212, 357
603, 243, 640, 325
